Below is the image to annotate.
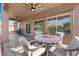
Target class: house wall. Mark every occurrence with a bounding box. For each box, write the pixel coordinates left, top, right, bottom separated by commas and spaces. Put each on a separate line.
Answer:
72, 5, 79, 36
20, 4, 79, 44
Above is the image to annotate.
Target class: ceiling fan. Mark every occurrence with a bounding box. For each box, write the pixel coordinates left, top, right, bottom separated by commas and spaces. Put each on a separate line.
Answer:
9, 16, 22, 21
25, 3, 42, 12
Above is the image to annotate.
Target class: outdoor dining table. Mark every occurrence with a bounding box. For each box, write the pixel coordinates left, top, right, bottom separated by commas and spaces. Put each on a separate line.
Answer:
34, 34, 62, 56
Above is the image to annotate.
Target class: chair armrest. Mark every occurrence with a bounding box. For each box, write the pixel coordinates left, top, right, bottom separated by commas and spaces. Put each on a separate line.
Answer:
29, 44, 45, 51
65, 48, 79, 51
38, 44, 45, 48
65, 48, 79, 56
58, 44, 68, 49
35, 44, 45, 49
56, 45, 78, 51
29, 40, 35, 43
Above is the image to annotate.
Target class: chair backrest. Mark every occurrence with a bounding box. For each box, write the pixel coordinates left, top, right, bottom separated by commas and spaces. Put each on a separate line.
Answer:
18, 37, 31, 47
18, 37, 29, 56
55, 32, 64, 38
34, 31, 42, 35
67, 36, 79, 49
55, 32, 64, 44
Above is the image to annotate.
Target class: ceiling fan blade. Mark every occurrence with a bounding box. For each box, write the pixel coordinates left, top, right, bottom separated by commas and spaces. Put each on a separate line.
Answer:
16, 16, 22, 20
30, 3, 33, 6
34, 3, 39, 7
9, 17, 16, 21
36, 4, 42, 8
28, 3, 33, 7
35, 6, 43, 11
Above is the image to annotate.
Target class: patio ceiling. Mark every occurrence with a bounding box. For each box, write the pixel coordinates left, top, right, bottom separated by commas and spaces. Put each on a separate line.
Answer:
9, 3, 63, 20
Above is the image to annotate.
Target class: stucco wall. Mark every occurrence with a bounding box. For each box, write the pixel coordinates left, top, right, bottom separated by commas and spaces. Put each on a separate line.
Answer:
72, 5, 79, 37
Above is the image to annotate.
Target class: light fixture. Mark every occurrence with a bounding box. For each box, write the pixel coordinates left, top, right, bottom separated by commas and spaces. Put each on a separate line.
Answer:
30, 7, 35, 11
25, 3, 42, 12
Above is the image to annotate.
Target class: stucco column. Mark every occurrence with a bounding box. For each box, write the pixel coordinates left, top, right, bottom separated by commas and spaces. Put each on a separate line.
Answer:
19, 21, 22, 28
72, 5, 79, 36
19, 21, 24, 29
19, 20, 26, 34
44, 18, 48, 34
1, 4, 9, 55
14, 22, 18, 31
31, 20, 34, 35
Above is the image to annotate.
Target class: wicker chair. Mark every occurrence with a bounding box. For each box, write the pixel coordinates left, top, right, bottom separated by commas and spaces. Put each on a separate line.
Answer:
18, 37, 45, 56
55, 32, 64, 44
50, 36, 79, 56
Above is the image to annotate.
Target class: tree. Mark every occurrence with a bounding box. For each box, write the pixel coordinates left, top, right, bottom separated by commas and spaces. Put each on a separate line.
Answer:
63, 22, 70, 34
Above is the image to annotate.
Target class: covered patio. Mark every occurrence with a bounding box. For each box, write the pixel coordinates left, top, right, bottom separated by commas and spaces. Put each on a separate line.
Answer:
0, 3, 79, 56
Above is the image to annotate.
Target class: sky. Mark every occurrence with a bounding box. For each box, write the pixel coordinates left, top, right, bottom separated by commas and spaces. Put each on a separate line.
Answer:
48, 17, 70, 26
0, 4, 14, 25
0, 3, 2, 14
0, 3, 2, 25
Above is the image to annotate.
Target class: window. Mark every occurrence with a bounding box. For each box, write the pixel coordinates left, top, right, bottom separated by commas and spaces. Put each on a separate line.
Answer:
47, 18, 56, 35
57, 15, 71, 34
26, 23, 31, 34
34, 20, 44, 34
47, 14, 71, 35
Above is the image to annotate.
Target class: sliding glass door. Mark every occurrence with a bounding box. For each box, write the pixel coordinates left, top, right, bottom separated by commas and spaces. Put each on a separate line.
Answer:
26, 23, 31, 34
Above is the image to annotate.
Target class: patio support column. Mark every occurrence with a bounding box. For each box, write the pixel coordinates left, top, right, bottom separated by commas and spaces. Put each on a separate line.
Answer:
72, 5, 79, 36
1, 4, 9, 55
19, 20, 24, 29
19, 20, 26, 34
31, 20, 34, 35
44, 18, 48, 34
14, 22, 18, 31
19, 21, 22, 28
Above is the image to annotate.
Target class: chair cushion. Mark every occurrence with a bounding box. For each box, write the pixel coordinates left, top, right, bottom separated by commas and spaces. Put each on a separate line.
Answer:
32, 48, 45, 56
55, 32, 64, 38
51, 47, 66, 56
11, 46, 24, 53
59, 44, 68, 49
67, 36, 79, 49
50, 46, 56, 52
18, 37, 31, 47
33, 43, 42, 47
29, 45, 38, 50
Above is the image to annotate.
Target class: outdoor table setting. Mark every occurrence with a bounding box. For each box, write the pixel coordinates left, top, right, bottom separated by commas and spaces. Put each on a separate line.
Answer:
34, 34, 62, 56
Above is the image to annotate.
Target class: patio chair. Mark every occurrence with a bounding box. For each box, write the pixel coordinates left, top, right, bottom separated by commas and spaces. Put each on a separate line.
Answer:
49, 32, 64, 52
18, 37, 45, 56
50, 36, 79, 56
11, 46, 25, 55
55, 32, 64, 44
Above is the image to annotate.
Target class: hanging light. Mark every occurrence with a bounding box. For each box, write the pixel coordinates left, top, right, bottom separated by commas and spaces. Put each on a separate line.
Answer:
30, 7, 35, 11
25, 3, 42, 12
